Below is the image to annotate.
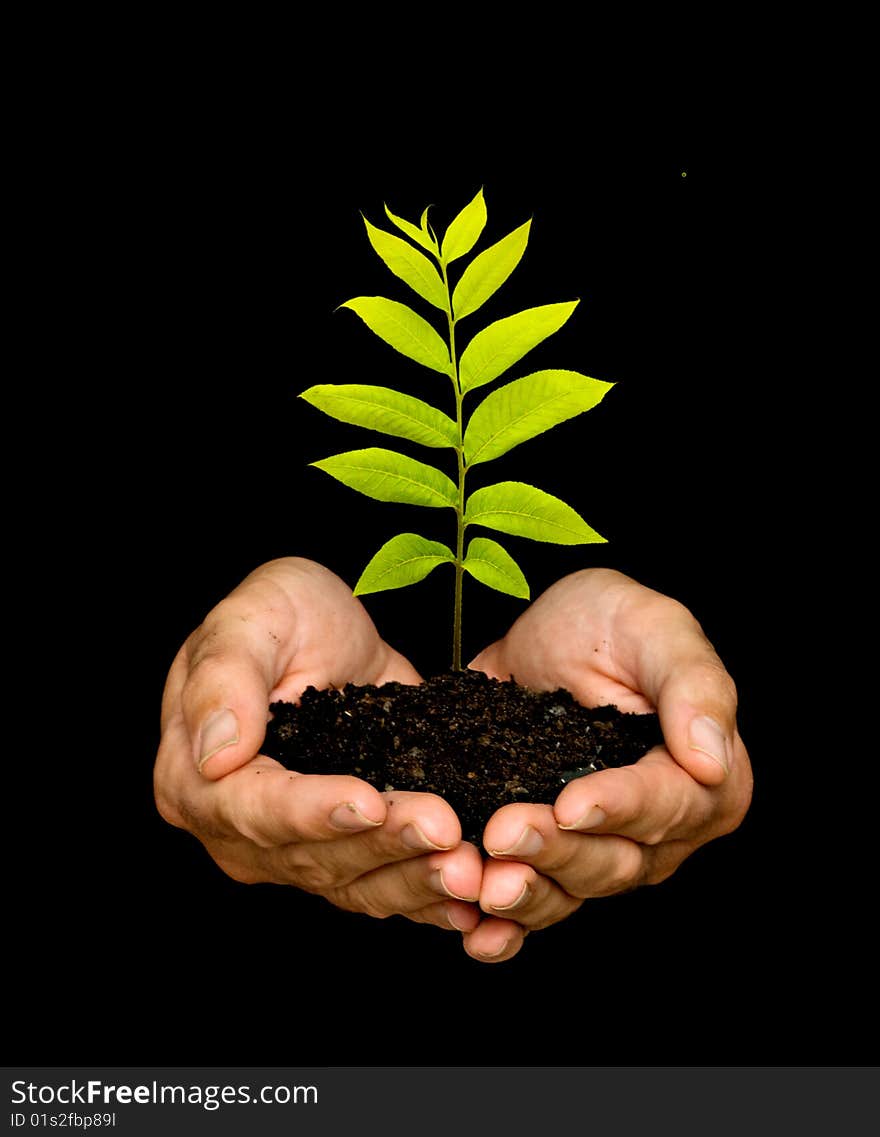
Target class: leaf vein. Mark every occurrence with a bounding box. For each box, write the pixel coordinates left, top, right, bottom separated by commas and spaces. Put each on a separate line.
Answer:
371, 554, 450, 583
465, 553, 519, 583
468, 507, 584, 536
322, 394, 452, 441
468, 391, 577, 464
330, 462, 454, 505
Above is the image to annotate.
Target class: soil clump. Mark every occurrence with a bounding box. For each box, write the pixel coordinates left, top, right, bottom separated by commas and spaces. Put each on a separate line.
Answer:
261, 670, 663, 846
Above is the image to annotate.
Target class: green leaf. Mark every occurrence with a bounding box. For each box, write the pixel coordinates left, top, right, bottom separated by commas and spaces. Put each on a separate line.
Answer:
301, 384, 458, 448
340, 297, 451, 374
311, 448, 458, 508
464, 370, 614, 466
458, 302, 580, 395
464, 481, 606, 544
441, 187, 487, 265
354, 532, 455, 595
363, 216, 446, 310
462, 537, 530, 598
452, 219, 531, 321
384, 203, 438, 257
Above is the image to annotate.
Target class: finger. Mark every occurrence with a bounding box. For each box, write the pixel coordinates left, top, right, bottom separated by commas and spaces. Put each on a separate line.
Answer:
479, 858, 582, 930
616, 591, 740, 786
407, 900, 482, 933
484, 803, 646, 898
462, 918, 527, 963
269, 790, 463, 890
178, 589, 294, 780
553, 748, 717, 845
323, 842, 483, 920
209, 763, 388, 846
207, 839, 487, 928
656, 666, 739, 787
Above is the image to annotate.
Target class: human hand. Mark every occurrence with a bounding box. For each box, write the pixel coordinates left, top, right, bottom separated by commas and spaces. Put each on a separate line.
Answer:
465, 568, 754, 962
154, 558, 483, 935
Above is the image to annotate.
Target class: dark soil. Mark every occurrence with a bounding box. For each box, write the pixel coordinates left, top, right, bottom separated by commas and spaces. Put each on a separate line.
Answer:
261, 670, 663, 846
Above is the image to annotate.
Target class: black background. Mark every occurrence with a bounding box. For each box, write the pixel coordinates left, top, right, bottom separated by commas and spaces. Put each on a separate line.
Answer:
9, 91, 872, 1070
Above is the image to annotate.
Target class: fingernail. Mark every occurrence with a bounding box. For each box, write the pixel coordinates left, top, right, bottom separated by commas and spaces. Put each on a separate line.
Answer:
475, 939, 511, 959
329, 802, 383, 831
689, 715, 731, 774
489, 825, 544, 858
401, 823, 452, 852
198, 708, 239, 772
430, 869, 479, 902
558, 805, 606, 832
446, 906, 472, 932
491, 881, 532, 912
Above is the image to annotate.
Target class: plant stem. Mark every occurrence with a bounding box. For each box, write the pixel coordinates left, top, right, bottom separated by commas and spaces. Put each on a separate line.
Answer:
441, 257, 465, 671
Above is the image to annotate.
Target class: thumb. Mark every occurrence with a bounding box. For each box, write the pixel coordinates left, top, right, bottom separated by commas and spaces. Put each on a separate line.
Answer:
654, 658, 739, 787
180, 621, 281, 781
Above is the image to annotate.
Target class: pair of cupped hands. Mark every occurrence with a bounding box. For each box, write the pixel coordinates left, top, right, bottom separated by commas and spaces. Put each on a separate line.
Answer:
155, 558, 753, 963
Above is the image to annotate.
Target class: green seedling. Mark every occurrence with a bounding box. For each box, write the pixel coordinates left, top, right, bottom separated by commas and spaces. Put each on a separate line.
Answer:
302, 188, 614, 670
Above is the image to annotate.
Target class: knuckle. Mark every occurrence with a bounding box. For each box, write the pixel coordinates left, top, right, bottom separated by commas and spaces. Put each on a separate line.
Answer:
541, 842, 583, 879
636, 823, 669, 847
153, 736, 191, 831
214, 857, 267, 886
641, 841, 692, 886
733, 774, 754, 825
155, 780, 227, 841
638, 791, 693, 845
324, 882, 392, 919
154, 783, 186, 829
593, 840, 645, 897
347, 891, 392, 920
654, 593, 695, 622
399, 868, 431, 909
225, 775, 292, 849
634, 589, 696, 634
182, 647, 231, 696
230, 803, 274, 849
182, 610, 253, 685
528, 896, 583, 932
324, 864, 427, 921
690, 657, 738, 707
715, 773, 754, 837
278, 845, 340, 893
